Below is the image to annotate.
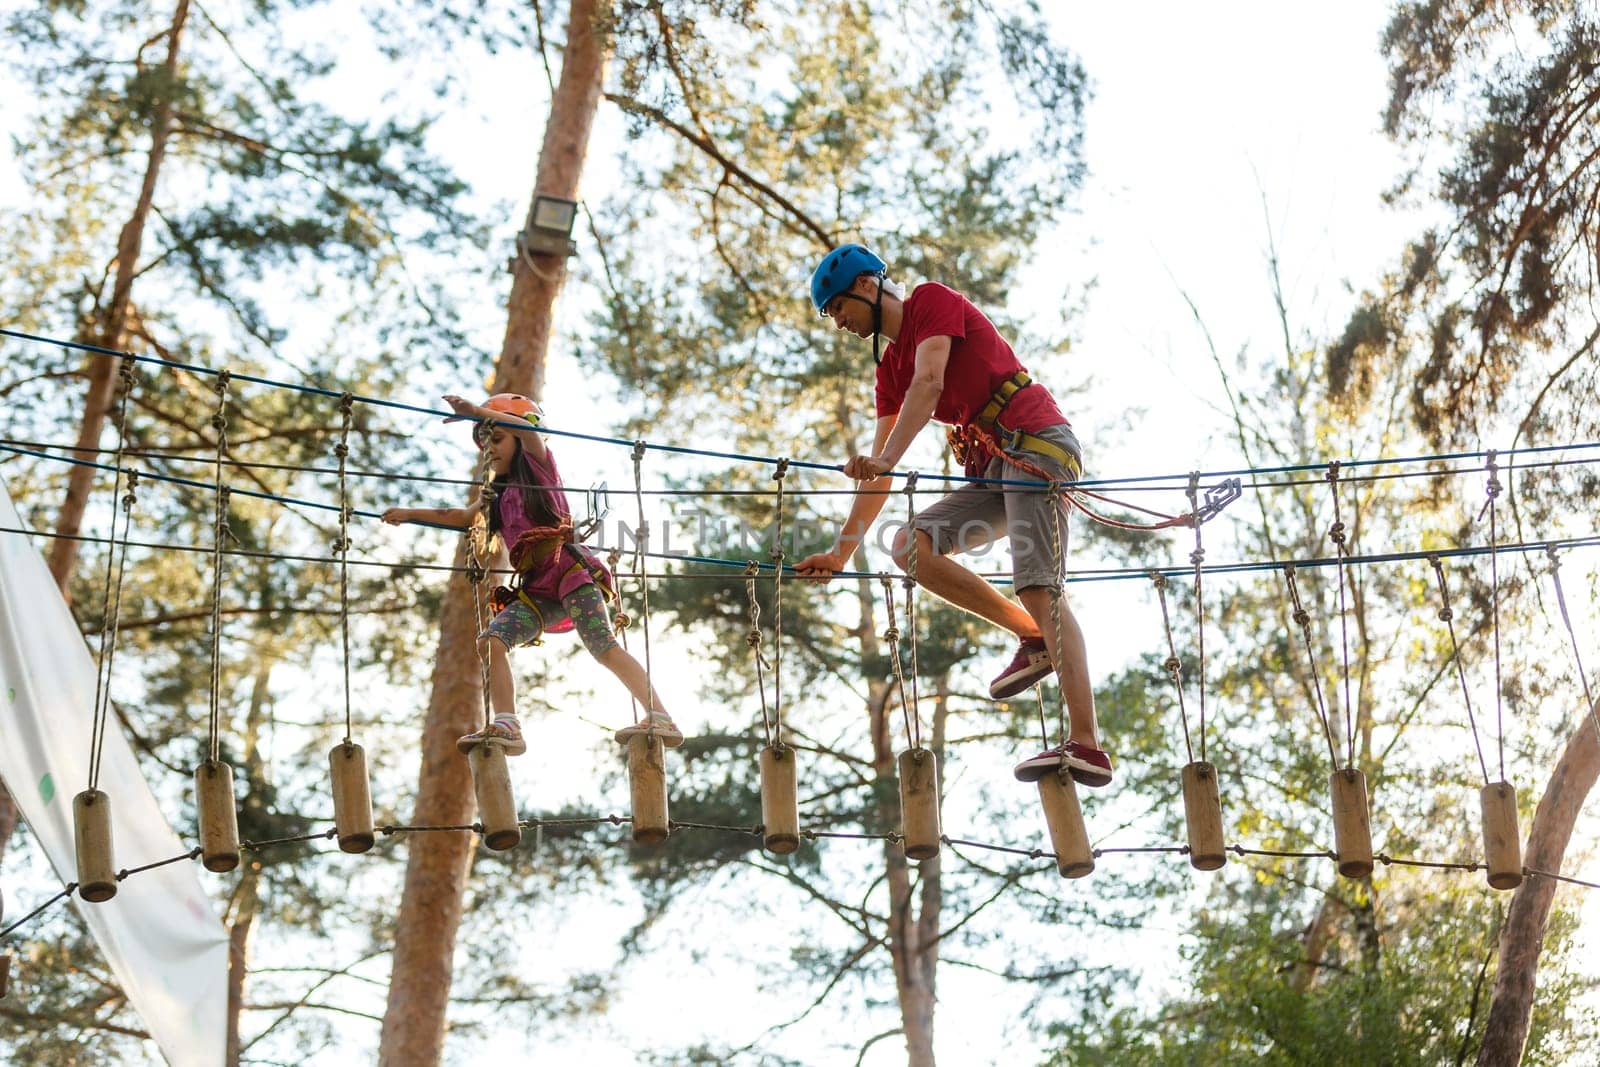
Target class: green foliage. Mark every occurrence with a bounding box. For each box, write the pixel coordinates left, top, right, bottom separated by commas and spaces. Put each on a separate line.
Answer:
1335, 2, 1600, 452
0, 0, 510, 1058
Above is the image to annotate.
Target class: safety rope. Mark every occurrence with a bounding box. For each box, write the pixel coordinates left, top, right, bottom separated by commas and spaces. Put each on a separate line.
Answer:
1546, 545, 1600, 744
743, 560, 774, 748
1429, 555, 1493, 786
1185, 473, 1209, 765
334, 393, 355, 745
1326, 462, 1356, 770
771, 458, 789, 747
901, 472, 923, 751
959, 423, 1241, 532
1483, 452, 1507, 782
205, 372, 233, 766
1282, 563, 1340, 770
1151, 571, 1194, 765
631, 441, 655, 721
467, 419, 497, 732
88, 356, 138, 793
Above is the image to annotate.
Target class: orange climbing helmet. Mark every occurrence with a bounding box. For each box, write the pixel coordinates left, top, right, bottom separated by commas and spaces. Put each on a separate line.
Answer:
474, 393, 543, 443
484, 393, 543, 423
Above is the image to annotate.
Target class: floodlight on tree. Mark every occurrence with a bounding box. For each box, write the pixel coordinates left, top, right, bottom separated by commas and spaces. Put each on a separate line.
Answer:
519, 194, 580, 258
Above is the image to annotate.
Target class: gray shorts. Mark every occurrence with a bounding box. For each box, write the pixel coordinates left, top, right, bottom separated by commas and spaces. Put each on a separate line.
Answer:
911, 424, 1083, 591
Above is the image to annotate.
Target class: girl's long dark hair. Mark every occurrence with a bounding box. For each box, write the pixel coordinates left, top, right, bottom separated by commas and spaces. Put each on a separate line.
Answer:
485, 439, 562, 545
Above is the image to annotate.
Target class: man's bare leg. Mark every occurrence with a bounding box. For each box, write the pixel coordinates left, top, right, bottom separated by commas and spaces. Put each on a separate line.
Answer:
1017, 586, 1100, 749
890, 529, 1038, 636
890, 528, 1099, 741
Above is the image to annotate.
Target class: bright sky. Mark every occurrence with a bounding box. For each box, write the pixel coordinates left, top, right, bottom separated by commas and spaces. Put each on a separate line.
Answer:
3, 1, 1597, 1063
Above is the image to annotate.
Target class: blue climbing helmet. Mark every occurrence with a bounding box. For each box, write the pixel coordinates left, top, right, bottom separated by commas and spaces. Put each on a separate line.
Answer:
810, 243, 887, 315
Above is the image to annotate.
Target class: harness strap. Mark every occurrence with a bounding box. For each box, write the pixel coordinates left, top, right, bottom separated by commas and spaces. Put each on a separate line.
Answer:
973, 370, 1033, 431
962, 422, 1203, 532
953, 371, 1207, 531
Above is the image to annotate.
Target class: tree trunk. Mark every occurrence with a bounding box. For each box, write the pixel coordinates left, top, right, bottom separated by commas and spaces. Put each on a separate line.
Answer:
871, 668, 943, 1066
910, 679, 950, 1058
1293, 894, 1338, 993
492, 0, 609, 403
48, 0, 190, 599
377, 560, 483, 1066
225, 865, 259, 1066
1477, 709, 1600, 1066
378, 3, 610, 1061
225, 642, 274, 1064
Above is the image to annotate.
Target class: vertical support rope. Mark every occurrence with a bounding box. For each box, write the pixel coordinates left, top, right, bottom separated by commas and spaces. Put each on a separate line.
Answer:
1326, 461, 1355, 770
901, 472, 923, 751
744, 561, 774, 747
1045, 479, 1069, 745
1485, 451, 1507, 782
631, 442, 655, 719
606, 549, 641, 724
771, 459, 789, 746
1151, 571, 1195, 765
1185, 473, 1208, 765
1429, 555, 1493, 786
206, 371, 233, 766
468, 420, 497, 731
334, 393, 355, 745
91, 471, 140, 791
1282, 564, 1340, 771
882, 577, 915, 750
1546, 545, 1600, 743
89, 356, 137, 792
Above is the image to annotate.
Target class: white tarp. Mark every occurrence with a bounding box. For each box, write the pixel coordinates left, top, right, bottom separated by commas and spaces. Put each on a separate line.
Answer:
0, 475, 227, 1066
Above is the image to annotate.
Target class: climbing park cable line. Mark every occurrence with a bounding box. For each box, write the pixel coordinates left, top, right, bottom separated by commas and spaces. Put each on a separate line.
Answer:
11, 434, 1600, 500
6, 438, 1600, 588
4, 812, 1599, 946
7, 326, 1600, 495
8, 328, 1600, 1004
4, 511, 1600, 591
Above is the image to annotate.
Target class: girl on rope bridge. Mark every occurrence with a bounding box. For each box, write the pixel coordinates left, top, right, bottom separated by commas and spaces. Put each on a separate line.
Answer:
381, 393, 683, 756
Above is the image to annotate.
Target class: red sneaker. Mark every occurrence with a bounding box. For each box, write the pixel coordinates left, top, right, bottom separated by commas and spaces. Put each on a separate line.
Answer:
1060, 740, 1114, 788
1013, 743, 1066, 782
990, 637, 1052, 699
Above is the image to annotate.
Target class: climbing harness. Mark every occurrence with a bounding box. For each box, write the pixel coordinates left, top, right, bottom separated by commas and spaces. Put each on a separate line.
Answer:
948, 372, 1242, 533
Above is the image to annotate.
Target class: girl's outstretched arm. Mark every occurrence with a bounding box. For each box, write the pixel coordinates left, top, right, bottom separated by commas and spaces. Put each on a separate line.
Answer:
381, 488, 481, 530
442, 394, 548, 466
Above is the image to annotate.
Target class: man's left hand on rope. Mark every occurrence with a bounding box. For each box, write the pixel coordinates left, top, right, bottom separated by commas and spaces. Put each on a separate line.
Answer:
843, 454, 893, 480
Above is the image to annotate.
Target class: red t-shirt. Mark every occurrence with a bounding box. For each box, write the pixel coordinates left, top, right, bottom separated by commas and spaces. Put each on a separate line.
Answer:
874, 282, 1067, 432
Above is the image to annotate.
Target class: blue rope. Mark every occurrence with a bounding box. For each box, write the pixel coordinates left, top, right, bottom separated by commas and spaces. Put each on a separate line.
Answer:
9, 326, 1600, 494
6, 437, 1599, 587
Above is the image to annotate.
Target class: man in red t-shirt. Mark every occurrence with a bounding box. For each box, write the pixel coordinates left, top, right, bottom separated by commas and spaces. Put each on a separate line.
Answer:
796, 244, 1113, 787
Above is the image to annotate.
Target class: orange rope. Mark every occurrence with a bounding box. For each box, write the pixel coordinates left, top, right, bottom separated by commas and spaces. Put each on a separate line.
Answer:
957, 424, 1198, 531
508, 517, 575, 571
